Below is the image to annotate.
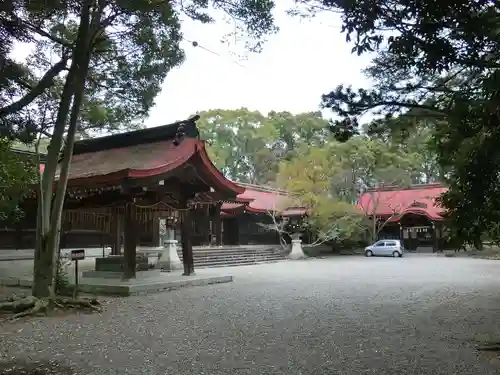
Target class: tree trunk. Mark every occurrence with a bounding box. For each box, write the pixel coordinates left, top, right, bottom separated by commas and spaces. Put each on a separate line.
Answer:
474, 236, 483, 251
32, 0, 95, 298
33, 75, 77, 298
49, 78, 87, 292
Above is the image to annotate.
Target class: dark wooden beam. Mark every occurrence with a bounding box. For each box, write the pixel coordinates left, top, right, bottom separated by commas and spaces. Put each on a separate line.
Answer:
213, 203, 222, 246
180, 207, 195, 275
110, 208, 122, 255
122, 200, 137, 279
63, 189, 174, 210
179, 191, 196, 276
72, 116, 200, 155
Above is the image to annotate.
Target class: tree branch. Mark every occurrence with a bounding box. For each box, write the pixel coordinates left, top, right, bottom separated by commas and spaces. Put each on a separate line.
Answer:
0, 57, 69, 117
16, 17, 73, 48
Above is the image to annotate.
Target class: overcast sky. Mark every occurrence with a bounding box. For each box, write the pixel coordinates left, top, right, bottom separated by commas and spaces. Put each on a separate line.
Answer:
11, 1, 373, 128
145, 1, 373, 126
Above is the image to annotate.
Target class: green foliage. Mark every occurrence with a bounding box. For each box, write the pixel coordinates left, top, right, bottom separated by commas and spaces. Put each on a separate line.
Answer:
197, 108, 271, 181
364, 115, 443, 183
0, 0, 278, 298
1, 0, 278, 140
328, 137, 422, 203
179, 0, 278, 53
276, 136, 422, 241
54, 257, 72, 296
0, 138, 37, 220
277, 146, 356, 239
11, 137, 50, 154
197, 108, 330, 184
307, 0, 500, 240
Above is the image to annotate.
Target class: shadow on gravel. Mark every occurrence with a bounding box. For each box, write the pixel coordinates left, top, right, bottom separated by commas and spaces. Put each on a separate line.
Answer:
0, 359, 74, 374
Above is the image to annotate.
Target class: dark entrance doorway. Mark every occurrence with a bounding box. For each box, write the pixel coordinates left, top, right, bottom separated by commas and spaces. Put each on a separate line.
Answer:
400, 213, 436, 252
222, 217, 239, 245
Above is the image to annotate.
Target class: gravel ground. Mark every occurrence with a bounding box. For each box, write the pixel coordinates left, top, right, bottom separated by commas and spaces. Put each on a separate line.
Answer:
1, 255, 500, 374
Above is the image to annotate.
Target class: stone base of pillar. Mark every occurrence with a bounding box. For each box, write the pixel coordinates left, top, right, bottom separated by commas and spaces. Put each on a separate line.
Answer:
159, 240, 182, 272
288, 239, 307, 260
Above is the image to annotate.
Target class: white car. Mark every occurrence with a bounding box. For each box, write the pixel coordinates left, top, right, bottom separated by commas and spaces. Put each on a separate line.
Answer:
365, 240, 404, 258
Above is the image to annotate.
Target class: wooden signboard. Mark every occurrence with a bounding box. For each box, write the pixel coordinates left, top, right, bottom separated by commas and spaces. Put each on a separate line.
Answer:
70, 249, 85, 261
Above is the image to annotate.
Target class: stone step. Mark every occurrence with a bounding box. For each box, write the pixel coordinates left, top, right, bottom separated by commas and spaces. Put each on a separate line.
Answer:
188, 248, 279, 256
196, 260, 284, 269
179, 253, 286, 261
192, 256, 287, 269
178, 253, 286, 268
178, 252, 286, 261
157, 245, 288, 269
186, 250, 280, 258
179, 255, 286, 265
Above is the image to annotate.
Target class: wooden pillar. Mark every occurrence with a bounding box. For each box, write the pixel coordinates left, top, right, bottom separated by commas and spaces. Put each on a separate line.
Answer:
431, 223, 436, 253
181, 208, 195, 275
111, 209, 122, 255
123, 202, 137, 279
213, 203, 222, 246
435, 223, 442, 252
200, 206, 210, 245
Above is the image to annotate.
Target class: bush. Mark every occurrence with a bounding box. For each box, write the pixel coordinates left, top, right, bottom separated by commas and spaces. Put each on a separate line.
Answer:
54, 257, 75, 297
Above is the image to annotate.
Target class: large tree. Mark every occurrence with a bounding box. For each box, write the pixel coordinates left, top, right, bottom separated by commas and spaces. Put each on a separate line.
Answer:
277, 145, 365, 244
365, 115, 443, 184
327, 137, 422, 203
197, 108, 274, 183
1, 0, 278, 299
303, 0, 500, 243
277, 136, 420, 242
197, 108, 330, 184
328, 137, 421, 241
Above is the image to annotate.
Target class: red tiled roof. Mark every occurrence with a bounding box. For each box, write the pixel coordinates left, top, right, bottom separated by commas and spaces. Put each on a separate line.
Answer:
64, 138, 194, 185
62, 138, 243, 195
192, 142, 245, 195
240, 188, 289, 213
221, 202, 245, 211
358, 184, 447, 221
221, 185, 306, 216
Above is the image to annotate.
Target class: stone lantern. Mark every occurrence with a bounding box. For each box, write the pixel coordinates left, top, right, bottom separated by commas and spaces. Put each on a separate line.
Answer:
158, 210, 182, 271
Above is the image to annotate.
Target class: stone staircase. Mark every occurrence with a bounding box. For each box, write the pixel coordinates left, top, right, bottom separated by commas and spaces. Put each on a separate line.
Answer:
179, 245, 287, 268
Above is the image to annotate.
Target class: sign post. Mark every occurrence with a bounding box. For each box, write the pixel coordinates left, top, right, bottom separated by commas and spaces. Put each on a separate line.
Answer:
70, 249, 85, 288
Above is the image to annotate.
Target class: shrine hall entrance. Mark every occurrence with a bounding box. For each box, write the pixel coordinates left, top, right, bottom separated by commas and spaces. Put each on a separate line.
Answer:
222, 217, 239, 245
400, 213, 437, 252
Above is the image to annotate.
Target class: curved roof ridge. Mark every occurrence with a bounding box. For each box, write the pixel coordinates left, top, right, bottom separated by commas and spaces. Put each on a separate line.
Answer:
365, 183, 445, 193
234, 181, 289, 195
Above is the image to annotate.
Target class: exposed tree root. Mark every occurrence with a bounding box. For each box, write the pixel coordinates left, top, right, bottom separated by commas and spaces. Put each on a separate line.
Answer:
0, 358, 75, 374
0, 294, 101, 321
476, 343, 500, 352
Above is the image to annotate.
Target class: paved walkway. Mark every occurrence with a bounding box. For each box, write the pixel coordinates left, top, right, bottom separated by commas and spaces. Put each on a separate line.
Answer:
1, 255, 500, 374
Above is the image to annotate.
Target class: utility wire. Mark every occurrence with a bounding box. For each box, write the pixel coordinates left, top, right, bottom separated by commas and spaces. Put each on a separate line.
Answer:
182, 37, 247, 69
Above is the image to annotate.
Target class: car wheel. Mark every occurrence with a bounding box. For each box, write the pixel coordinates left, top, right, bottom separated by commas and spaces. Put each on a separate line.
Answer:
392, 251, 401, 258
365, 250, 373, 257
